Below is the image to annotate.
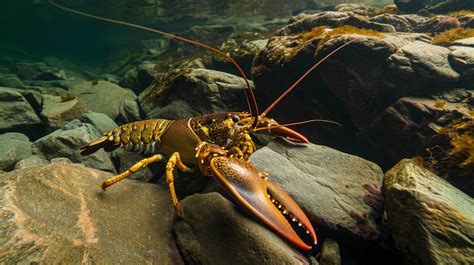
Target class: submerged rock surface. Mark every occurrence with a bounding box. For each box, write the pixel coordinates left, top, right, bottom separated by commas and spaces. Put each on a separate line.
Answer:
0, 133, 32, 171
174, 192, 309, 265
139, 68, 251, 119
250, 139, 384, 241
0, 87, 42, 136
33, 120, 115, 172
0, 163, 181, 264
383, 159, 474, 265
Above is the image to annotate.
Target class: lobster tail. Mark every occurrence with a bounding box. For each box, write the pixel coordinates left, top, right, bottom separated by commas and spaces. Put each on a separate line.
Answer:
80, 135, 118, 156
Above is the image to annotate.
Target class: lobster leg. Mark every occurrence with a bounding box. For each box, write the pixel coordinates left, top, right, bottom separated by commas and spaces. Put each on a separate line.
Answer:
101, 154, 165, 190
227, 133, 256, 159
166, 152, 196, 218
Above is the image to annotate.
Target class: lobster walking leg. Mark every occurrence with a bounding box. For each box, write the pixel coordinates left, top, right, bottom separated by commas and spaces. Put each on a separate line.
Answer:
228, 133, 256, 159
101, 154, 166, 190
166, 152, 196, 218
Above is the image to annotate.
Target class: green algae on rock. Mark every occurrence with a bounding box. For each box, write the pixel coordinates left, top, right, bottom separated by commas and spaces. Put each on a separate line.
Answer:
293, 25, 383, 54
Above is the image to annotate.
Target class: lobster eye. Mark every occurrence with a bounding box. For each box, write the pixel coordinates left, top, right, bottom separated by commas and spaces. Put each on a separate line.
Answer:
232, 115, 240, 123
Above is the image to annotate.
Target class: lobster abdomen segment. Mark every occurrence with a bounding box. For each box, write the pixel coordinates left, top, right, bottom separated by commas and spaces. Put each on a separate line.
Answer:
80, 119, 173, 156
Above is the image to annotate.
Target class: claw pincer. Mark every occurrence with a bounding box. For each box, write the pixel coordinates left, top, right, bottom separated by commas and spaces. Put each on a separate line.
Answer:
196, 142, 317, 250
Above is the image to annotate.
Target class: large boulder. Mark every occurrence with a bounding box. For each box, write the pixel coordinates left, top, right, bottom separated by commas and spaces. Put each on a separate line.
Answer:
0, 73, 25, 88
33, 120, 115, 172
0, 87, 42, 137
212, 38, 269, 77
174, 192, 309, 265
40, 94, 89, 131
370, 14, 429, 32
253, 30, 423, 146
80, 112, 118, 135
14, 155, 50, 170
449, 45, 474, 86
368, 90, 472, 168
250, 139, 384, 241
252, 12, 467, 166
0, 133, 32, 171
139, 68, 251, 119
0, 163, 182, 264
383, 159, 474, 265
67, 81, 140, 123
275, 12, 396, 36
13, 62, 68, 81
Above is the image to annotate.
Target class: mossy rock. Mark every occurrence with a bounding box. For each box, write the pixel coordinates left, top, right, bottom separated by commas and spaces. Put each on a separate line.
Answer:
383, 159, 474, 265
431, 28, 474, 46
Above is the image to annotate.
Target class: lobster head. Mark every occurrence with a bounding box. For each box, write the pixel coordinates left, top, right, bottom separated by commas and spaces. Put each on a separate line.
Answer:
193, 112, 309, 146
196, 142, 317, 250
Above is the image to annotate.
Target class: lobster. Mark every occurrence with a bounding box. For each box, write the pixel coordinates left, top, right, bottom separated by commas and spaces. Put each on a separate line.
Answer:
49, 0, 352, 250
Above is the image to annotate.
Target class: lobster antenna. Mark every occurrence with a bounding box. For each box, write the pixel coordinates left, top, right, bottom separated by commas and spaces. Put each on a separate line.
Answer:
254, 119, 341, 132
48, 0, 259, 119
262, 39, 355, 116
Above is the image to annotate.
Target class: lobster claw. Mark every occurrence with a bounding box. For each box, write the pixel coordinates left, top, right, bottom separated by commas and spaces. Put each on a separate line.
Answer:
209, 156, 317, 250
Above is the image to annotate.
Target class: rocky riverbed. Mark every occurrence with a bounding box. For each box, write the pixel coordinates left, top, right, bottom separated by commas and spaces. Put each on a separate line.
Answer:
1, 0, 473, 264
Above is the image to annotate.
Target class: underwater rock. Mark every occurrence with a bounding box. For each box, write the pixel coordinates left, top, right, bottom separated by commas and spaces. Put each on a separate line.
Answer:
14, 154, 50, 170
13, 62, 67, 81
117, 98, 142, 124
253, 33, 422, 147
0, 73, 25, 88
50, 157, 75, 164
370, 14, 428, 32
33, 120, 115, 172
319, 238, 341, 265
395, 0, 474, 13
449, 46, 474, 85
119, 61, 157, 95
15, 89, 43, 115
457, 15, 474, 29
100, 74, 121, 84
334, 3, 374, 16
0, 87, 42, 137
368, 93, 472, 168
394, 0, 424, 13
252, 14, 469, 167
0, 163, 181, 264
414, 15, 461, 34
383, 159, 474, 265
139, 68, 251, 119
386, 41, 460, 91
213, 38, 269, 77
40, 94, 89, 131
67, 80, 139, 123
275, 12, 396, 36
80, 112, 118, 135
453, 37, 474, 47
250, 139, 384, 241
174, 192, 308, 265
170, 25, 236, 54
0, 133, 32, 171
146, 100, 199, 120
11, 60, 88, 89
